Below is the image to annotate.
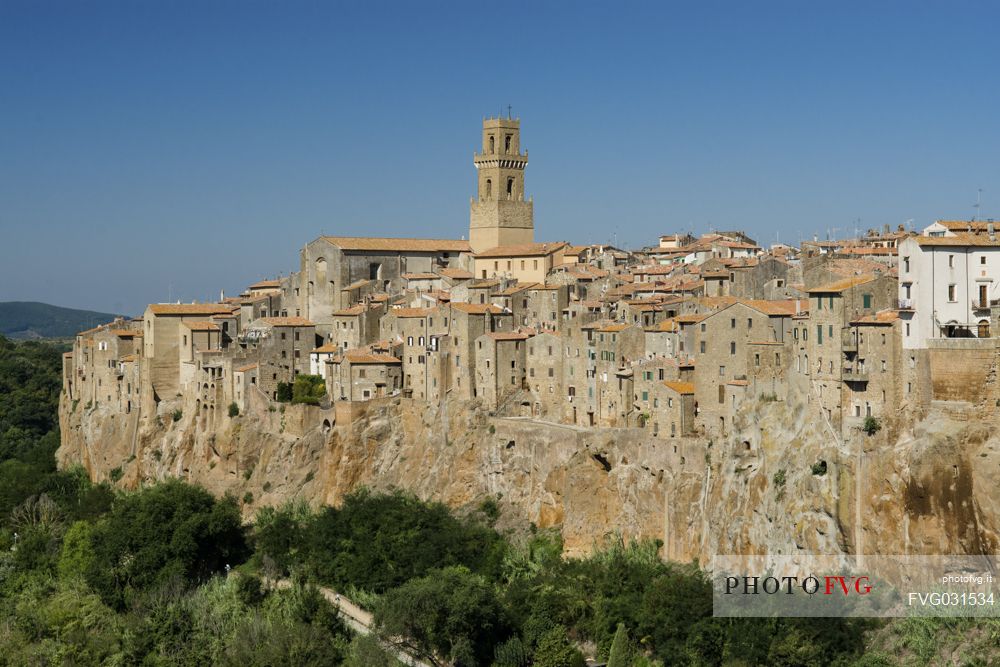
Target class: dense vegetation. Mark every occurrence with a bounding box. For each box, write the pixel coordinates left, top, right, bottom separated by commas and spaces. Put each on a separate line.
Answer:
0, 301, 119, 339
1, 334, 998, 666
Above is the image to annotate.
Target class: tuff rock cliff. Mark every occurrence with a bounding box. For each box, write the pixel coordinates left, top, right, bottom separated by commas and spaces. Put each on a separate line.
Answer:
58, 388, 1000, 561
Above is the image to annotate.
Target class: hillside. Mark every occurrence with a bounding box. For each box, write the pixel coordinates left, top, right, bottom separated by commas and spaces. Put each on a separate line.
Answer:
0, 301, 120, 339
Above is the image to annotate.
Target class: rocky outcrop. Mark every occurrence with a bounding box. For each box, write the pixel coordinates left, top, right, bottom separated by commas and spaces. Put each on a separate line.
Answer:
58, 386, 1000, 561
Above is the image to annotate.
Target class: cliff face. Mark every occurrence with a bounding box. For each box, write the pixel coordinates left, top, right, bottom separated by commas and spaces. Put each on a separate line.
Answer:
58, 388, 1000, 561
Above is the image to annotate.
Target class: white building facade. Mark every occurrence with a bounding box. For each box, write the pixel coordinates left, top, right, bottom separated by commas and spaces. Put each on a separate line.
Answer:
899, 232, 1000, 349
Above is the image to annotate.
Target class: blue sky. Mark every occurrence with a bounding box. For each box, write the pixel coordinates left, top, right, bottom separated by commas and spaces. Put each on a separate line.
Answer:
2, 1, 998, 314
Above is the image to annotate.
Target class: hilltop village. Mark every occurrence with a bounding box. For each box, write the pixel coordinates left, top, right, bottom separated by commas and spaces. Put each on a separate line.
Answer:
63, 117, 1000, 449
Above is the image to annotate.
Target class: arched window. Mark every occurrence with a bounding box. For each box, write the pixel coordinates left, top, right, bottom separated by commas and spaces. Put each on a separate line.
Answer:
485, 179, 492, 199
489, 135, 495, 153
504, 135, 511, 153
506, 177, 514, 198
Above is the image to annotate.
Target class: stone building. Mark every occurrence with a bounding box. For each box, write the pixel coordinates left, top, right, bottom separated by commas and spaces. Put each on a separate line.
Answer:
298, 236, 470, 329
474, 331, 529, 408
327, 350, 402, 401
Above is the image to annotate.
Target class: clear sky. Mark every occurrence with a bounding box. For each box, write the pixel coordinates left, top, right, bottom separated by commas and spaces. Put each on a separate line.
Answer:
2, 1, 998, 314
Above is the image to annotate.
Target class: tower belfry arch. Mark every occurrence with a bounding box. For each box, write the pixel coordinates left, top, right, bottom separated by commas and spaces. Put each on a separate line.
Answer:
469, 116, 534, 253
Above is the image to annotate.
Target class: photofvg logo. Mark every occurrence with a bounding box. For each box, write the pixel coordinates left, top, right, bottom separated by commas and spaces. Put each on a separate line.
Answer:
712, 555, 1000, 618
724, 574, 872, 597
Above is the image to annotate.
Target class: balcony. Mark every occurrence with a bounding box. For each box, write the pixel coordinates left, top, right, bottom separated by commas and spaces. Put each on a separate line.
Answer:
896, 298, 915, 311
972, 299, 1000, 311
842, 367, 869, 383
841, 330, 858, 351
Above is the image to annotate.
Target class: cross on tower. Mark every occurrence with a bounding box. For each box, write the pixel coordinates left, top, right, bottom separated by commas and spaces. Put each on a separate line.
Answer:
507, 104, 512, 119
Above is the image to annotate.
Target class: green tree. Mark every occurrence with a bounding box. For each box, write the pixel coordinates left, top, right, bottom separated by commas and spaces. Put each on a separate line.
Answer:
58, 519, 96, 579
532, 626, 585, 667
292, 374, 326, 405
304, 488, 506, 592
375, 566, 511, 666
84, 479, 249, 608
607, 622, 634, 667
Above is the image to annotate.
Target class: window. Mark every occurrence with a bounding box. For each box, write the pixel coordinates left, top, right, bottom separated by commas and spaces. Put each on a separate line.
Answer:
359, 368, 366, 378
731, 318, 736, 329
817, 325, 823, 344
280, 332, 286, 341
533, 260, 538, 270
948, 284, 957, 302
488, 135, 495, 152
981, 256, 987, 265
730, 341, 736, 355
773, 353, 779, 366
948, 254, 954, 268
748, 318, 753, 329
754, 353, 760, 366
642, 391, 648, 401
700, 341, 706, 353
719, 365, 725, 376
700, 323, 706, 332
863, 294, 872, 309
506, 177, 514, 197
521, 260, 525, 270
504, 134, 511, 153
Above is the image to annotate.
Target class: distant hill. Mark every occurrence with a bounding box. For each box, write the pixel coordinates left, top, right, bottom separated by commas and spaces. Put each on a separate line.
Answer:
0, 302, 121, 340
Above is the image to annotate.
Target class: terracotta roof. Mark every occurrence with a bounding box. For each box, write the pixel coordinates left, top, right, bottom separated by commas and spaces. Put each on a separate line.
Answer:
440, 268, 474, 279
598, 323, 631, 332
234, 363, 258, 372
119, 354, 137, 362
474, 241, 568, 258
148, 303, 233, 316
675, 314, 708, 324
498, 283, 537, 295
332, 305, 367, 316
343, 351, 401, 364
248, 279, 282, 289
343, 279, 372, 291
915, 231, 1000, 247
450, 303, 505, 315
386, 307, 436, 318
312, 343, 341, 353
261, 317, 314, 327
401, 272, 440, 280
487, 332, 530, 341
806, 274, 879, 293
322, 236, 471, 252
662, 380, 695, 394
852, 309, 900, 325
740, 299, 806, 316
110, 329, 142, 337
182, 321, 220, 331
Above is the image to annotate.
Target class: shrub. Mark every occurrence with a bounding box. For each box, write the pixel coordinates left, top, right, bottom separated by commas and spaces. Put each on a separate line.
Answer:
243, 492, 254, 505
862, 416, 881, 436
292, 375, 326, 405
228, 402, 239, 418
811, 460, 828, 476
773, 469, 786, 487
109, 466, 123, 482
276, 382, 293, 402
172, 409, 183, 422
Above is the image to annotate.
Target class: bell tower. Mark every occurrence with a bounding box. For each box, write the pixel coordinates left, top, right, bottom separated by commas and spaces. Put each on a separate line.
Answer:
469, 116, 534, 253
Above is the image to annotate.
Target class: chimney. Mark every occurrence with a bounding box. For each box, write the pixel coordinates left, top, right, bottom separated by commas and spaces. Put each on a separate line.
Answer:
989, 221, 995, 242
